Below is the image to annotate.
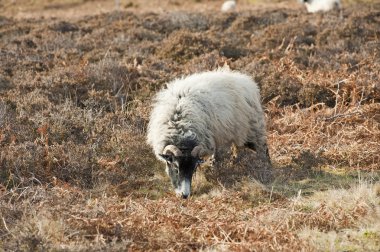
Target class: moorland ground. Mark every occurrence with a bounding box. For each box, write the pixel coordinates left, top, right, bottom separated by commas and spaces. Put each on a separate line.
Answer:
0, 0, 379, 251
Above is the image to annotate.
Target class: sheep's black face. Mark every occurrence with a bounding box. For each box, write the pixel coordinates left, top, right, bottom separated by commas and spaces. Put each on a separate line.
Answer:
160, 154, 199, 199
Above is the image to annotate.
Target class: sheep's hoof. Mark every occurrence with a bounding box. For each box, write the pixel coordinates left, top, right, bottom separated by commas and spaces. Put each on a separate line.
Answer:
207, 156, 216, 166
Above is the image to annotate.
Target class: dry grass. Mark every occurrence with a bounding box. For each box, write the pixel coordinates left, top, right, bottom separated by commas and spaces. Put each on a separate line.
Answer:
298, 182, 380, 251
1, 0, 380, 251
1, 178, 379, 251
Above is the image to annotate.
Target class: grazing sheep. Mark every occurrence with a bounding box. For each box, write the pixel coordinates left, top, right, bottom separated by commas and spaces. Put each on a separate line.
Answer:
221, 0, 236, 13
147, 69, 270, 199
301, 0, 341, 13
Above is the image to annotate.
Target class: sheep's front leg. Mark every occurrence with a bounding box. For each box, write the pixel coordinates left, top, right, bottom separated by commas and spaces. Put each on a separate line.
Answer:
208, 148, 224, 166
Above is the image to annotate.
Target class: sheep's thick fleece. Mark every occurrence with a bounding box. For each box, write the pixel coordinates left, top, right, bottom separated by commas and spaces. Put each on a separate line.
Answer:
303, 0, 341, 13
147, 69, 268, 159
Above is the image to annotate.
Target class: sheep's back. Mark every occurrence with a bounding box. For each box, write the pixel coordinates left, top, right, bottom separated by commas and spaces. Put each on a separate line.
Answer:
147, 70, 262, 155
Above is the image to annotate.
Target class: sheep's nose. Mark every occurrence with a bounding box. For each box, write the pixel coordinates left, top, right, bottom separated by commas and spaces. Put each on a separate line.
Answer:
182, 193, 189, 199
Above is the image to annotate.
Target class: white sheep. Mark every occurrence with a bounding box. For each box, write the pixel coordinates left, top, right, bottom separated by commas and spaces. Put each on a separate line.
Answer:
147, 69, 270, 198
221, 0, 236, 13
301, 0, 341, 13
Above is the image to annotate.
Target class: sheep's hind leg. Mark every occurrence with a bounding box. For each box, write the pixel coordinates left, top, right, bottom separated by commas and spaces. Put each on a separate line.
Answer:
245, 141, 272, 184
244, 141, 270, 163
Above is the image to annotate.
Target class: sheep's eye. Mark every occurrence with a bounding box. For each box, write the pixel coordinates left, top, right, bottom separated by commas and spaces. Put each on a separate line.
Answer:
171, 167, 179, 174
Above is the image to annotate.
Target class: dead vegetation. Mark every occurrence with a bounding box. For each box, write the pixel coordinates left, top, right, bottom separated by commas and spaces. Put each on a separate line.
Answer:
0, 0, 380, 251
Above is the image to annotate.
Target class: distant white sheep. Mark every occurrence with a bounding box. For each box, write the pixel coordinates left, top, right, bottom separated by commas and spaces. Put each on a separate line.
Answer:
301, 0, 341, 13
147, 69, 270, 198
221, 0, 236, 13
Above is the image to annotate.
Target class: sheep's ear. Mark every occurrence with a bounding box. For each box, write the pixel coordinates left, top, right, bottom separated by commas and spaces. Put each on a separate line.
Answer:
159, 154, 173, 163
